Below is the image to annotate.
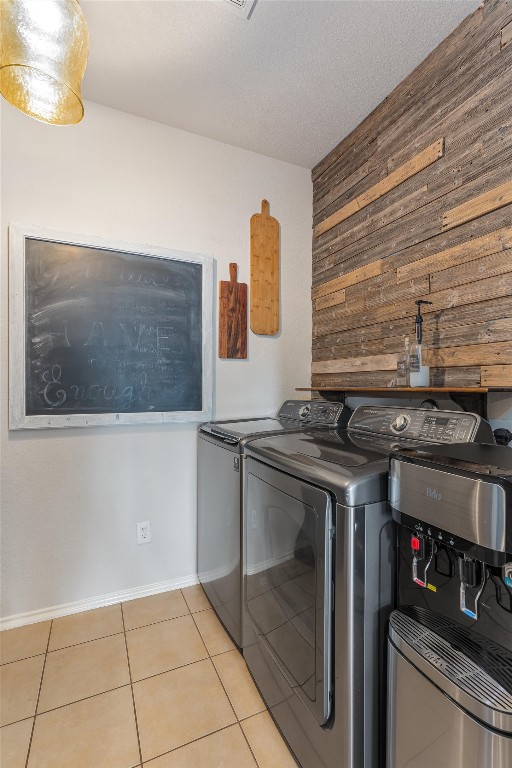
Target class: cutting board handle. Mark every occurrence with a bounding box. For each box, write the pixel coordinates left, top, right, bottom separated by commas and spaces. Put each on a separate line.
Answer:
261, 199, 270, 215
229, 263, 238, 282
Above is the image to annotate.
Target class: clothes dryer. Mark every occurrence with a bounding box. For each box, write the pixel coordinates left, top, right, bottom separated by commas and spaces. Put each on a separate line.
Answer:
242, 405, 493, 768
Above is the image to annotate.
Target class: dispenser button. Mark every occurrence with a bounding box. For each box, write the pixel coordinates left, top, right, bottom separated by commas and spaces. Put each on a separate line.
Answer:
411, 535, 425, 559
458, 557, 482, 588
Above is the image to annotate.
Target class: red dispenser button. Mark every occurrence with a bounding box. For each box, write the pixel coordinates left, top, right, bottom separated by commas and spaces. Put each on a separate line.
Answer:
411, 534, 425, 559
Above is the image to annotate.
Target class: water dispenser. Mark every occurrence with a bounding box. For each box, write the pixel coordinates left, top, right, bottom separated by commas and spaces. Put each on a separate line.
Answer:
387, 442, 512, 768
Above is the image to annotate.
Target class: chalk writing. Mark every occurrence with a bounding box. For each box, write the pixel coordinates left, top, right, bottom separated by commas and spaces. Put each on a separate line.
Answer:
24, 238, 203, 416
41, 364, 66, 407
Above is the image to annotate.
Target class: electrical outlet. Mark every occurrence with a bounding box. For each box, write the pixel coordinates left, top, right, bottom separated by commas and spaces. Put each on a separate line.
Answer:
137, 521, 151, 544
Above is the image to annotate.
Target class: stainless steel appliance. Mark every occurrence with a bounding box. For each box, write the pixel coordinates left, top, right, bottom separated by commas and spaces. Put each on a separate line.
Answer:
242, 405, 494, 768
388, 442, 512, 768
197, 400, 350, 647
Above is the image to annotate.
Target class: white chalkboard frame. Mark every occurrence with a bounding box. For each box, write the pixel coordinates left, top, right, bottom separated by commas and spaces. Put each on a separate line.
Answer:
9, 222, 214, 429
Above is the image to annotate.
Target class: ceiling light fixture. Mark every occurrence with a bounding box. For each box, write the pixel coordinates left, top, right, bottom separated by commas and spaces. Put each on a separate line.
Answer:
0, 0, 89, 125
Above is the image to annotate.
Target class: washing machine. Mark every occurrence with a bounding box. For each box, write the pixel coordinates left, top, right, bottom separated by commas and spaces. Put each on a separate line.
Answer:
197, 399, 350, 647
242, 405, 494, 768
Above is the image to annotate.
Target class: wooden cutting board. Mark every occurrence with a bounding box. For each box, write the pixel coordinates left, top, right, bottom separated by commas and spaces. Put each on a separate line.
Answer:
250, 199, 280, 335
218, 263, 248, 359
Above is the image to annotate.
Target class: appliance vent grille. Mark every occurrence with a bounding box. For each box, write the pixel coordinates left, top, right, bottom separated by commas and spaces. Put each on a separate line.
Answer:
398, 604, 512, 692
391, 610, 512, 712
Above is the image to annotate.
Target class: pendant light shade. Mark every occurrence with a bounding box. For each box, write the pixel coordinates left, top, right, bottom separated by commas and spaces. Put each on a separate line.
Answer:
0, 0, 89, 125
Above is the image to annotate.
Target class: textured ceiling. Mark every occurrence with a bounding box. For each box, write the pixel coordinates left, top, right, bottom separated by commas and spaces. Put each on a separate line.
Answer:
81, 0, 481, 168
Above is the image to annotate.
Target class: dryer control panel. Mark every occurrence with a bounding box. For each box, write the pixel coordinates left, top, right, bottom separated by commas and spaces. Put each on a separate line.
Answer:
348, 405, 493, 444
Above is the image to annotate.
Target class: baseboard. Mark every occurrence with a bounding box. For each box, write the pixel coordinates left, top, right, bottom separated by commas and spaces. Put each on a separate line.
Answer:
0, 574, 200, 631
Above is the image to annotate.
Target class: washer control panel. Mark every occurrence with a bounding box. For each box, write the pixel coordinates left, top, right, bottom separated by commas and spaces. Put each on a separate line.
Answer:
278, 400, 348, 426
349, 405, 479, 443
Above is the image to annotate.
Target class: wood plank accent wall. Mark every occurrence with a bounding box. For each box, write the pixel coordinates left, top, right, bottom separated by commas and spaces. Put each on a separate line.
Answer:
311, 0, 512, 390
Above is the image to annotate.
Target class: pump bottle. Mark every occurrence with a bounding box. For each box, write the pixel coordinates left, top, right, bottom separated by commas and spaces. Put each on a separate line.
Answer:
409, 300, 433, 387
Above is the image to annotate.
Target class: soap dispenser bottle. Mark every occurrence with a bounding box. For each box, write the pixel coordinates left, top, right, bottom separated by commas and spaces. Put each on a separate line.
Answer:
409, 300, 433, 387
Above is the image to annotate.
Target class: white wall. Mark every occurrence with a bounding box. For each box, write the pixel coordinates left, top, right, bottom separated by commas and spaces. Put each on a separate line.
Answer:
0, 100, 313, 623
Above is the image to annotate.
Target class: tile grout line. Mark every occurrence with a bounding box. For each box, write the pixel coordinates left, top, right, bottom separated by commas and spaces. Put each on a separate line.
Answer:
44, 628, 125, 654
124, 651, 211, 687
239, 718, 261, 768
142, 593, 246, 760
189, 607, 262, 768
179, 589, 210, 658
0, 651, 48, 668
180, 589, 192, 614
23, 618, 53, 768
230, 664, 264, 768
128, 591, 244, 763
1, 675, 266, 735
5, 588, 266, 767
27, 682, 135, 717
27, 623, 231, 720
189, 610, 239, 725
124, 609, 192, 633
120, 602, 144, 768
140, 722, 246, 765
0, 602, 223, 664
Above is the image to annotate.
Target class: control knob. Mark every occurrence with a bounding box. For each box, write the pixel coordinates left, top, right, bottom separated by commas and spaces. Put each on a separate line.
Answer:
299, 404, 311, 419
391, 414, 410, 432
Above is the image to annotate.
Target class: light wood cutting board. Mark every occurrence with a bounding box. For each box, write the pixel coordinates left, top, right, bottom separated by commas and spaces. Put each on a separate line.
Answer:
218, 263, 248, 359
250, 199, 280, 335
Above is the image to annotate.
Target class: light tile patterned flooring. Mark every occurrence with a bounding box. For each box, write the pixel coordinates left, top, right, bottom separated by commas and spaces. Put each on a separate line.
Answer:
0, 585, 298, 768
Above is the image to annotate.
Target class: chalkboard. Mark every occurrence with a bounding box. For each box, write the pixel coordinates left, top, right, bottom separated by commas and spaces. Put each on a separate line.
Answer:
9, 224, 213, 429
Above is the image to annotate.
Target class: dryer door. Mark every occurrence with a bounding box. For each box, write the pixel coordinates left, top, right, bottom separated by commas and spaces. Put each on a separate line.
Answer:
245, 458, 333, 725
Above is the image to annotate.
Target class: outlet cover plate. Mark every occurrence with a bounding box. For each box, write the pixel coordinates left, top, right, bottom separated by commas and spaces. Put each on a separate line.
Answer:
137, 521, 151, 544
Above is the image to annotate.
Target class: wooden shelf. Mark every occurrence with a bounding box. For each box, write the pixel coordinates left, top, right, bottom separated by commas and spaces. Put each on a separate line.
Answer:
296, 387, 491, 393
296, 386, 512, 419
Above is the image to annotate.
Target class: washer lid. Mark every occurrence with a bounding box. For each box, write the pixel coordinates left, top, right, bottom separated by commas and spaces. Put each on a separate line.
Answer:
200, 417, 284, 441
246, 428, 391, 505
199, 400, 351, 444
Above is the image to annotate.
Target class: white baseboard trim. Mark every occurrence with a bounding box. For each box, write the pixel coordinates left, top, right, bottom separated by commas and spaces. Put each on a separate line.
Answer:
0, 574, 200, 631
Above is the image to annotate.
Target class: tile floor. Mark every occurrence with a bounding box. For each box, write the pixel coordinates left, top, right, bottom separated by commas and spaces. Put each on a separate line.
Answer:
0, 585, 298, 768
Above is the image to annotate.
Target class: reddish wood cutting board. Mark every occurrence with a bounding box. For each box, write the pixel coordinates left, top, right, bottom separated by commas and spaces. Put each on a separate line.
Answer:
250, 199, 280, 335
218, 263, 248, 359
